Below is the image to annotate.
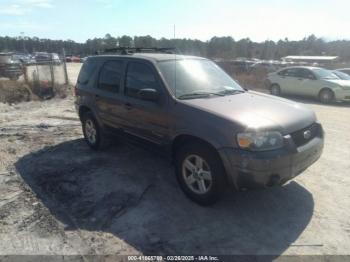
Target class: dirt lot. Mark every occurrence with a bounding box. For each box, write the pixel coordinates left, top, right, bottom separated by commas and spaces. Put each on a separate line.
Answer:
0, 65, 350, 259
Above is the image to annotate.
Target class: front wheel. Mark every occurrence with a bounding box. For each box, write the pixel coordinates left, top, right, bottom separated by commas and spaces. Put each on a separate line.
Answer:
175, 143, 226, 206
270, 84, 281, 96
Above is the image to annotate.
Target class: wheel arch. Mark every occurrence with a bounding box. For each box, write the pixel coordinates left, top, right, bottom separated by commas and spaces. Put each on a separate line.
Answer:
171, 134, 229, 185
318, 87, 334, 96
171, 134, 218, 159
270, 82, 280, 89
78, 105, 91, 119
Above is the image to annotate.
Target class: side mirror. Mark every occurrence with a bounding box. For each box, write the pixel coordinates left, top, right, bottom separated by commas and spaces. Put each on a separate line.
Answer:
138, 88, 159, 102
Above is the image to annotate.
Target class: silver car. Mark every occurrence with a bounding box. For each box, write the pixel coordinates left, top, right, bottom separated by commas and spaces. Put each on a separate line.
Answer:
268, 66, 350, 103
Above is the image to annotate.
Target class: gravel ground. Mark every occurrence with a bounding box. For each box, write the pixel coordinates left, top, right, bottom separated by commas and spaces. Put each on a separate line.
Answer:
0, 90, 350, 259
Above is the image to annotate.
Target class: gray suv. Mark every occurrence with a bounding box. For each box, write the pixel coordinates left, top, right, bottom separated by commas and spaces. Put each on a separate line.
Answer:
75, 50, 324, 205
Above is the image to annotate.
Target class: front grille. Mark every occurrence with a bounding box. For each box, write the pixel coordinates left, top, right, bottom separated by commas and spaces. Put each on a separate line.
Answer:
290, 123, 320, 147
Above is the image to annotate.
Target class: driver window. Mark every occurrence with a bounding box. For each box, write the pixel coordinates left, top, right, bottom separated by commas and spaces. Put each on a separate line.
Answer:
125, 62, 160, 99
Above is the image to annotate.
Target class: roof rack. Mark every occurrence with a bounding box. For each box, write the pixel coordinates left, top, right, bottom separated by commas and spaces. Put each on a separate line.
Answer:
97, 47, 179, 55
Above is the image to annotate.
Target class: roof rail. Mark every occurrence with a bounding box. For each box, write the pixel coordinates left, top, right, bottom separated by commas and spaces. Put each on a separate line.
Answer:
97, 47, 179, 55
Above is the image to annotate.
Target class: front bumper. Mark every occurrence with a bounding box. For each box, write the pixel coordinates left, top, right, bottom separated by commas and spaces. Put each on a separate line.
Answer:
219, 124, 324, 190
334, 89, 350, 102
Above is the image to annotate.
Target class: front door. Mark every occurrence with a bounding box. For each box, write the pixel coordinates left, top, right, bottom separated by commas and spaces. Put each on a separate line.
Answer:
278, 68, 300, 95
122, 60, 169, 145
295, 68, 320, 97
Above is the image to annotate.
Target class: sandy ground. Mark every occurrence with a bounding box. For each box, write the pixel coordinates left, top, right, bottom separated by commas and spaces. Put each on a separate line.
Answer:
0, 94, 350, 259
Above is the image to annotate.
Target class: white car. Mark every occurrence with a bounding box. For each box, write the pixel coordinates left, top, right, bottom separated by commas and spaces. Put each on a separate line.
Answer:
268, 66, 350, 103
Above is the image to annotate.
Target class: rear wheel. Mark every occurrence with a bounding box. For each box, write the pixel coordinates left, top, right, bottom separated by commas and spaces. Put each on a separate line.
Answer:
81, 112, 109, 150
319, 89, 334, 104
175, 142, 226, 206
270, 84, 281, 96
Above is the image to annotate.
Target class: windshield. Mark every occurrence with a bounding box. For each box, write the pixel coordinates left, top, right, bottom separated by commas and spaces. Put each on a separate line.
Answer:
158, 59, 244, 99
333, 70, 350, 80
312, 68, 339, 80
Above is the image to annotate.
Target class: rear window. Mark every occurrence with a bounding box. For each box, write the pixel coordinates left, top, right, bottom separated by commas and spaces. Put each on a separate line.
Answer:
78, 59, 97, 85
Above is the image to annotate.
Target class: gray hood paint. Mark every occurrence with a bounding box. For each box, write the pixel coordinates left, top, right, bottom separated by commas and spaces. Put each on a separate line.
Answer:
181, 91, 316, 135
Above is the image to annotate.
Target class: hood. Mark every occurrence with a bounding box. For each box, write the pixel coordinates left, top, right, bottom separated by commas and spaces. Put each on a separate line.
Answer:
182, 91, 316, 134
324, 79, 350, 89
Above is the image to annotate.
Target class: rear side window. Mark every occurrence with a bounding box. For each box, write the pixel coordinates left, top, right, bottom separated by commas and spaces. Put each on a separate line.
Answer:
78, 59, 97, 85
98, 60, 123, 93
278, 68, 298, 77
125, 62, 160, 98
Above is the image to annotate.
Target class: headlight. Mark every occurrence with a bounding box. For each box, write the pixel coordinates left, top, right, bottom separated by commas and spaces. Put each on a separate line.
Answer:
237, 131, 283, 151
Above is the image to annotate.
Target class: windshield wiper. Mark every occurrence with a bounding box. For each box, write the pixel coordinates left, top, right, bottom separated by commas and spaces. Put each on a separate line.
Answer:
177, 91, 225, 100
218, 89, 245, 95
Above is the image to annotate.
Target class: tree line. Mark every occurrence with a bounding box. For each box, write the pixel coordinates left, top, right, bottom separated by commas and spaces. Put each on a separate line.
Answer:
1, 34, 350, 61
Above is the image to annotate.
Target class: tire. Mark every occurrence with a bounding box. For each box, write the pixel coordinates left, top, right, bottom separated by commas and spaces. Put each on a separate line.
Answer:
81, 111, 109, 150
270, 84, 281, 96
175, 142, 226, 206
319, 89, 334, 104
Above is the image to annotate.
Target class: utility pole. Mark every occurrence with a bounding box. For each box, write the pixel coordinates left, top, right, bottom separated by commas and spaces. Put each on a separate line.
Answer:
20, 32, 26, 53
62, 48, 69, 85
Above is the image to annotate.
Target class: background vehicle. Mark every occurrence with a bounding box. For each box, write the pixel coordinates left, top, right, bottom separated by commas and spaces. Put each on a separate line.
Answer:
268, 66, 350, 103
75, 48, 324, 205
66, 55, 81, 63
249, 62, 278, 74
12, 54, 36, 65
0, 53, 23, 80
34, 52, 61, 65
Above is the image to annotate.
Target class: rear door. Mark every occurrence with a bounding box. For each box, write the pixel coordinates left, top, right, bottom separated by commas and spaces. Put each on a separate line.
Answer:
94, 59, 127, 129
121, 60, 169, 145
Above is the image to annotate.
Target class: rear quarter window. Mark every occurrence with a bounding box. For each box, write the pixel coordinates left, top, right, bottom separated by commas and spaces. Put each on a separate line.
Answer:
78, 59, 97, 85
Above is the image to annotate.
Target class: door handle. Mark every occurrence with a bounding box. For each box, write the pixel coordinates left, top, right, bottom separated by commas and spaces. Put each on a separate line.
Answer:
124, 102, 133, 110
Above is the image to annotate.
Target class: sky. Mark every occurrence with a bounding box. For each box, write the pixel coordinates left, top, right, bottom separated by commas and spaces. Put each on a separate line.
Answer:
0, 0, 349, 43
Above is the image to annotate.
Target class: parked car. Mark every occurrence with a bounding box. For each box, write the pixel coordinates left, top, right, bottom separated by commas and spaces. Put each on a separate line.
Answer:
65, 55, 80, 63
268, 66, 350, 103
12, 53, 36, 65
332, 70, 350, 80
65, 56, 72, 62
71, 56, 81, 63
34, 52, 61, 65
0, 53, 23, 80
249, 62, 278, 74
75, 52, 324, 205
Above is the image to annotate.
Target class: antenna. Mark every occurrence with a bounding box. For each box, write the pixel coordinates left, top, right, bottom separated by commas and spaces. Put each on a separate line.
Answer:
174, 24, 177, 98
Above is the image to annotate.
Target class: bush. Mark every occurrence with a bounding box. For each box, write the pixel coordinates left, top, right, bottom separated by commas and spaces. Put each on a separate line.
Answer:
0, 79, 72, 104
233, 70, 269, 91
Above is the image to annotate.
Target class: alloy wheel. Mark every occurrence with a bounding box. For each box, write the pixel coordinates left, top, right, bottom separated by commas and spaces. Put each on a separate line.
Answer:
182, 154, 213, 194
85, 119, 97, 144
